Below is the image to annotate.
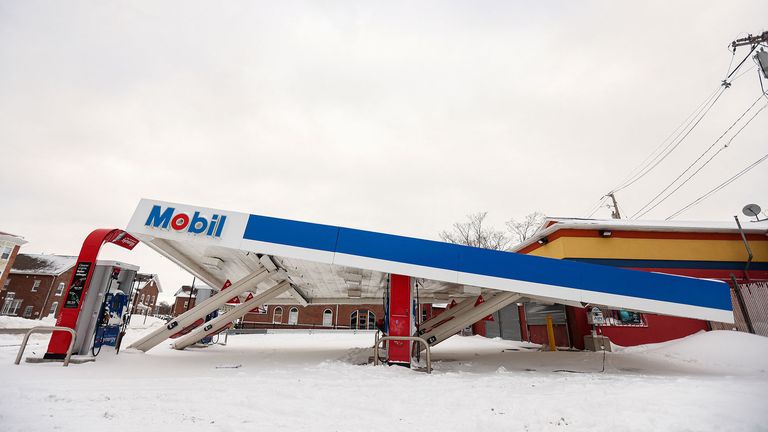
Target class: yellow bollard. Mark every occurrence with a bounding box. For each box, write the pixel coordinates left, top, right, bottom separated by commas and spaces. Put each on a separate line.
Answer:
545, 315, 557, 352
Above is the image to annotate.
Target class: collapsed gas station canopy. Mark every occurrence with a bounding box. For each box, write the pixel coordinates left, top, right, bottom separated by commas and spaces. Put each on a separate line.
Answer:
126, 199, 734, 323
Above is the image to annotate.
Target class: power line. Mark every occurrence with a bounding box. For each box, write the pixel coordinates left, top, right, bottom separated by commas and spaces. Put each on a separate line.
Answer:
583, 196, 608, 218
609, 86, 723, 194
666, 152, 768, 220
609, 44, 758, 197
630, 93, 767, 219
613, 86, 728, 194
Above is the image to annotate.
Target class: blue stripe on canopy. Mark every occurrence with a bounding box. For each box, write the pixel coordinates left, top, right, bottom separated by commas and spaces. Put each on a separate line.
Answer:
244, 214, 732, 311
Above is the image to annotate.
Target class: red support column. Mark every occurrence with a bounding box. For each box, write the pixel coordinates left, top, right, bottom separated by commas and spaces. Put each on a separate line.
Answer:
387, 274, 413, 365
45, 229, 138, 359
565, 306, 590, 350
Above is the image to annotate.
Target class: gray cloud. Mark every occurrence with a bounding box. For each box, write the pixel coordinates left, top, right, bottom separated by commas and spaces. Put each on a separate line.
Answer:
1, 0, 766, 301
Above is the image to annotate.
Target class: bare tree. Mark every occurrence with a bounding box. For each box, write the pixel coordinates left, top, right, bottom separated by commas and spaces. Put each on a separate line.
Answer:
439, 212, 510, 250
506, 212, 546, 245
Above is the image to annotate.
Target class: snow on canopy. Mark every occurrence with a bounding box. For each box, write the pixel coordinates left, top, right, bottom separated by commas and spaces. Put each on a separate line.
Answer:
10, 253, 77, 276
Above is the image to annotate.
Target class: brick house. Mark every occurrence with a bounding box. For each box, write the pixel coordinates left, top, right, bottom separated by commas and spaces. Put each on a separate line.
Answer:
239, 303, 387, 330
1, 254, 76, 319
172, 285, 201, 316
171, 284, 437, 330
0, 231, 27, 296
238, 303, 439, 330
130, 273, 162, 316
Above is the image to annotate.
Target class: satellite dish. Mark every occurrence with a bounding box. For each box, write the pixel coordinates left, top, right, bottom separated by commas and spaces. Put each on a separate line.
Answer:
742, 203, 762, 219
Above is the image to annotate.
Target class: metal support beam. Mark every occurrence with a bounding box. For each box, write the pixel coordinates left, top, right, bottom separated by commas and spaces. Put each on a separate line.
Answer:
143, 238, 223, 289
172, 280, 292, 349
418, 292, 521, 348
417, 297, 477, 336
288, 285, 309, 307
127, 266, 273, 352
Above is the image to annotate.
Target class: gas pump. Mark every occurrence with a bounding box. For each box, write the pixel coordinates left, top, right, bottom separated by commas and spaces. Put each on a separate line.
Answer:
92, 268, 130, 355
49, 261, 139, 358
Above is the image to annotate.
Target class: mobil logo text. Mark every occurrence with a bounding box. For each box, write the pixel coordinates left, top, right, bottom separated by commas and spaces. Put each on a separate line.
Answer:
144, 205, 227, 237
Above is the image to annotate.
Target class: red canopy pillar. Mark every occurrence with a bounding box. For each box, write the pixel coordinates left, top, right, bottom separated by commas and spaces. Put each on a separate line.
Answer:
387, 274, 413, 365
44, 229, 138, 359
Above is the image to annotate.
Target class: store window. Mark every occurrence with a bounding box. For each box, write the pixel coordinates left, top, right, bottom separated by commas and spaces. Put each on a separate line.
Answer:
288, 307, 299, 325
602, 309, 647, 327
322, 309, 333, 327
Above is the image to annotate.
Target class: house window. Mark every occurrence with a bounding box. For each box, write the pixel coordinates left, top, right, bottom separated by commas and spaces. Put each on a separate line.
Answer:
49, 302, 59, 317
1, 292, 15, 315
3, 293, 22, 315
23, 306, 33, 318
1, 246, 11, 260
183, 301, 189, 309
55, 282, 65, 296
350, 309, 376, 330
31, 280, 40, 292
272, 307, 283, 324
3, 278, 10, 289
288, 307, 299, 325
322, 309, 333, 327
151, 295, 155, 304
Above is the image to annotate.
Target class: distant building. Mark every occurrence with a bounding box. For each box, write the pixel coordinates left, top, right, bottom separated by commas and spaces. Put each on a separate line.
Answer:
130, 273, 162, 316
1, 254, 77, 319
238, 303, 387, 330
172, 285, 204, 316
170, 283, 433, 330
0, 231, 27, 296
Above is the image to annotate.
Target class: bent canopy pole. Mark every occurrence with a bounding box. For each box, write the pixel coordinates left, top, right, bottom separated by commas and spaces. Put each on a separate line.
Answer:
128, 267, 273, 352
171, 280, 292, 350
419, 292, 522, 348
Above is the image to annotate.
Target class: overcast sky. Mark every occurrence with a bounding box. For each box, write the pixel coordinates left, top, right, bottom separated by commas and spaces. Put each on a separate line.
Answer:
1, 1, 766, 303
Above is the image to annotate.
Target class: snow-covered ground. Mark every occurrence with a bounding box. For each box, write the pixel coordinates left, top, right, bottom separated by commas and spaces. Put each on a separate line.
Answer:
0, 316, 767, 431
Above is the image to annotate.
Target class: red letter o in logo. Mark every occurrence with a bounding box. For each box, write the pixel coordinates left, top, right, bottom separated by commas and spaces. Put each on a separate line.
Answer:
171, 213, 190, 231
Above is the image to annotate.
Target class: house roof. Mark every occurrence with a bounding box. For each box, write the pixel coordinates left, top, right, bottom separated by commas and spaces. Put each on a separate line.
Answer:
136, 273, 163, 293
173, 284, 214, 298
510, 217, 768, 252
0, 231, 28, 246
10, 254, 77, 276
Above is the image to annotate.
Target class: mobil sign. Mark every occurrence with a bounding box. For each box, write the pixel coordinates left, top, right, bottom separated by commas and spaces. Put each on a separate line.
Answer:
144, 205, 227, 238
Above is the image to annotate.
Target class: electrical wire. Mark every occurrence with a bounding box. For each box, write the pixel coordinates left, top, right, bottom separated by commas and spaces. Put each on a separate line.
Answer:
725, 44, 759, 80
609, 86, 724, 194
630, 93, 768, 219
666, 152, 768, 220
583, 196, 608, 218
614, 86, 728, 194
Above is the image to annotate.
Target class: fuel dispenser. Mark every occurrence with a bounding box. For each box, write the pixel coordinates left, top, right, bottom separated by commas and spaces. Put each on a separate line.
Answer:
47, 261, 138, 358
92, 268, 131, 355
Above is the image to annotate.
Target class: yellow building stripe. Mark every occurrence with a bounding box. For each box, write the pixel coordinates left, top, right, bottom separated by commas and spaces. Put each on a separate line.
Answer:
526, 237, 768, 262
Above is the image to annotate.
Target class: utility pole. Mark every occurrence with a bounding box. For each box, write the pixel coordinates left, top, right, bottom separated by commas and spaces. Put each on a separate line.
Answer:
186, 276, 195, 312
606, 192, 622, 219
730, 31, 768, 49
